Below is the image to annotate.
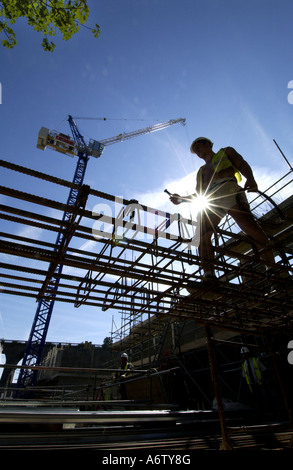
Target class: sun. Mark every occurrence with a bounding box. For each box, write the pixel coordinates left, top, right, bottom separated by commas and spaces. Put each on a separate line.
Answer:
195, 194, 210, 213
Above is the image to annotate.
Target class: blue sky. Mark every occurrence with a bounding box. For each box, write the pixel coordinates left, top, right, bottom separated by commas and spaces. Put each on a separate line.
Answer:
1, 0, 293, 352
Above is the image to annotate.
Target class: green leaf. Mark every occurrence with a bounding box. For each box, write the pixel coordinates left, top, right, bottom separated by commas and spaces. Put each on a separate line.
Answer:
92, 24, 100, 38
42, 37, 55, 52
0, 1, 99, 51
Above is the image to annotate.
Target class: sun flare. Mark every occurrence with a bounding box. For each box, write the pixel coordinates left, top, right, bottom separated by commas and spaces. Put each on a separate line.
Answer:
195, 194, 210, 213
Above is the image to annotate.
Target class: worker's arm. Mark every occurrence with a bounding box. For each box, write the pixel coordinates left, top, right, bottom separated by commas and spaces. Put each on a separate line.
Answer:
170, 193, 194, 204
169, 170, 201, 205
225, 147, 258, 191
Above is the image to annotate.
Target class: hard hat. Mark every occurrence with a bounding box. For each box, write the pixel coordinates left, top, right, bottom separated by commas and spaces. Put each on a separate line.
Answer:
190, 137, 213, 154
121, 353, 128, 359
241, 346, 250, 354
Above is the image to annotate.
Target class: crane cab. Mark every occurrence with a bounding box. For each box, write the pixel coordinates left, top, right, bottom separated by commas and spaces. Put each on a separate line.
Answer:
88, 138, 105, 158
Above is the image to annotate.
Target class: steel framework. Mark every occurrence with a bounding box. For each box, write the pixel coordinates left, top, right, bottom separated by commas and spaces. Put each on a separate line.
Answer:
1, 157, 293, 336
2, 156, 293, 449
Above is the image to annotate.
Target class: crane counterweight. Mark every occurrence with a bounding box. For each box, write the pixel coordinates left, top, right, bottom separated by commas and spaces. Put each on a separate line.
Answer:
37, 126, 76, 157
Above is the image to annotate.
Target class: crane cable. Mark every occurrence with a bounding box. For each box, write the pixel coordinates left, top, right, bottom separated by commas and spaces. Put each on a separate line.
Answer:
73, 117, 160, 122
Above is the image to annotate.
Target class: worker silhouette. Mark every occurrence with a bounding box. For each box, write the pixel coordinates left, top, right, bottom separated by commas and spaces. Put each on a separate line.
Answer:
169, 137, 275, 282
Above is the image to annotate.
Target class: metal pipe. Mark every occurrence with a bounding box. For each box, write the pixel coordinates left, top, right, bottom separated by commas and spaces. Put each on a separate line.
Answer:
205, 326, 232, 450
273, 140, 293, 171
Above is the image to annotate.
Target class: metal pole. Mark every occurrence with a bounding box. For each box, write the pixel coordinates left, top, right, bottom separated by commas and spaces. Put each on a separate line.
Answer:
205, 325, 232, 450
268, 342, 292, 422
273, 139, 293, 171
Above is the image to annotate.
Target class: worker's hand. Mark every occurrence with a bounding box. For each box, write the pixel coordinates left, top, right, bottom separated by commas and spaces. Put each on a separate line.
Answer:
170, 193, 182, 205
244, 179, 258, 192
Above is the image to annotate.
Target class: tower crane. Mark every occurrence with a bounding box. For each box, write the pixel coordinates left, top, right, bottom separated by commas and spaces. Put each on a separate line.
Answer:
36, 116, 186, 157
17, 115, 186, 390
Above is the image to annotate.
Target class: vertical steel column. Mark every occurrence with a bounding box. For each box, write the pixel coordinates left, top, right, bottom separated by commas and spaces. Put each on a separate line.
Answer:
268, 341, 292, 422
205, 325, 232, 450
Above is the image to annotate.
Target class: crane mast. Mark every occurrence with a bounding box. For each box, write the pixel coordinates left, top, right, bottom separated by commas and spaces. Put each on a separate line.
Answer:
17, 115, 186, 391
17, 117, 91, 390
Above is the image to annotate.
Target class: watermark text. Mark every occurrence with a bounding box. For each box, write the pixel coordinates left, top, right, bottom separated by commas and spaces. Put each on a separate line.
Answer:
288, 340, 293, 364
91, 196, 200, 248
288, 80, 293, 104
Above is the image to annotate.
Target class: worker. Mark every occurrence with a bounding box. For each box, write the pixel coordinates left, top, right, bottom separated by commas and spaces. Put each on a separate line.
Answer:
115, 353, 134, 399
169, 137, 275, 282
241, 346, 267, 411
119, 352, 134, 378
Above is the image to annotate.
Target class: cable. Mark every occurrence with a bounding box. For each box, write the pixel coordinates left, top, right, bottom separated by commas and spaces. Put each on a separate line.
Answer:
73, 117, 160, 122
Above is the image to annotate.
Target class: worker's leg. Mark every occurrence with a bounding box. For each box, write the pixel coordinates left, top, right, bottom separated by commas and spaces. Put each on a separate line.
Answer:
199, 211, 222, 278
228, 204, 275, 266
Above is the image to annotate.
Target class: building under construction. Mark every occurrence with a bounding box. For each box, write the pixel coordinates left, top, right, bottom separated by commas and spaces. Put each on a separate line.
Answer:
1, 122, 293, 450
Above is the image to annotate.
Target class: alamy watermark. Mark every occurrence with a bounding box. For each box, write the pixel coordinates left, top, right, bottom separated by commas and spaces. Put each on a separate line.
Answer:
0, 82, 2, 104
91, 196, 200, 248
288, 80, 293, 104
288, 340, 293, 365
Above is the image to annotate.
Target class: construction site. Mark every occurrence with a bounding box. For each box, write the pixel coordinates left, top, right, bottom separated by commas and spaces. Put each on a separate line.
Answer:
1, 116, 293, 452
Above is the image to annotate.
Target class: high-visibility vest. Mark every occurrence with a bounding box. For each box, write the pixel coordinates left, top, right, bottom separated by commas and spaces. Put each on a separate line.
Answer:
211, 149, 242, 183
196, 148, 242, 191
243, 358, 263, 391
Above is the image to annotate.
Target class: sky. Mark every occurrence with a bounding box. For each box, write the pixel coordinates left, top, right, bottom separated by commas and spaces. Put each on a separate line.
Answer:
1, 0, 293, 356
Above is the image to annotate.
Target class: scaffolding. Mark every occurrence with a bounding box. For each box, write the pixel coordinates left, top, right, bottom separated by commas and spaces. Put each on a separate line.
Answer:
1, 157, 293, 449
1, 157, 293, 334
109, 172, 293, 364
